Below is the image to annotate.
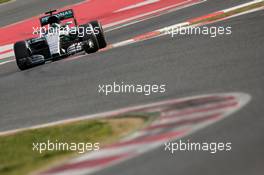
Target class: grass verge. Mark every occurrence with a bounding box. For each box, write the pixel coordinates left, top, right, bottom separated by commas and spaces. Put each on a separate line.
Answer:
0, 0, 10, 4
0, 117, 146, 175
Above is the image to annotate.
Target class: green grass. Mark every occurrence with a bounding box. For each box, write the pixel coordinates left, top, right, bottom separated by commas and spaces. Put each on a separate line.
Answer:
0, 0, 11, 4
0, 117, 145, 175
193, 1, 264, 24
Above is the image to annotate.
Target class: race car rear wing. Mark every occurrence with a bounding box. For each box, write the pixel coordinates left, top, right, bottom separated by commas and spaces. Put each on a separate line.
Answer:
40, 9, 78, 26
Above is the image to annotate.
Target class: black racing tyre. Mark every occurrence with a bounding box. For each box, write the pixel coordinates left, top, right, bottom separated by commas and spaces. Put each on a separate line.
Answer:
90, 20, 107, 49
79, 24, 99, 54
14, 41, 30, 70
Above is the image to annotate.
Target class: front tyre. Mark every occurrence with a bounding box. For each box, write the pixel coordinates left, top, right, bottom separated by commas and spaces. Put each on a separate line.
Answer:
14, 41, 30, 70
90, 20, 107, 49
79, 24, 99, 54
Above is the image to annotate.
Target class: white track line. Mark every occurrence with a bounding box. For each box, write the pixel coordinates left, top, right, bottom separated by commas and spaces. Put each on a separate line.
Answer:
0, 44, 13, 52
114, 0, 160, 12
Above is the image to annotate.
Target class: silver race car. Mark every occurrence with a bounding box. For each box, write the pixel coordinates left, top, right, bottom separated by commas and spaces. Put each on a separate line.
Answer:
14, 9, 107, 70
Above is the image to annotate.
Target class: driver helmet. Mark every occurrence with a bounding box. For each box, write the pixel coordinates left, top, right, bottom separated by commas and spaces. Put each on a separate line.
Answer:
48, 16, 60, 27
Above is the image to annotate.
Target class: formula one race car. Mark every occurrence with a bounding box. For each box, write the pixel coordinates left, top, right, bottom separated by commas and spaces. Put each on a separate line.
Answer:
14, 9, 107, 70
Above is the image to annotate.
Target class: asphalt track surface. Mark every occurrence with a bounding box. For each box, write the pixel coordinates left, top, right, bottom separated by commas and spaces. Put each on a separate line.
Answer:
97, 11, 264, 175
0, 0, 263, 174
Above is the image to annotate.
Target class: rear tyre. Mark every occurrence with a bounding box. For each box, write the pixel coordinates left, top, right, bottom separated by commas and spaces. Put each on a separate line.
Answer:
79, 24, 99, 54
14, 41, 30, 70
90, 20, 107, 49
